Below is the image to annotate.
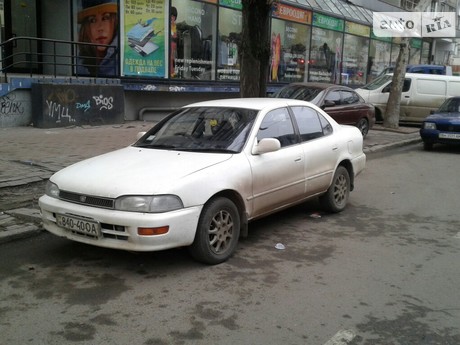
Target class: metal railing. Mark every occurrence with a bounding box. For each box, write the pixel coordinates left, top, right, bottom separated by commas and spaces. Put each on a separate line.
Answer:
0, 36, 120, 82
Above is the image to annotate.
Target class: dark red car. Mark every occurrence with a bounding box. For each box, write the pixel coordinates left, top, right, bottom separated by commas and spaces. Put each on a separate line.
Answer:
272, 82, 376, 137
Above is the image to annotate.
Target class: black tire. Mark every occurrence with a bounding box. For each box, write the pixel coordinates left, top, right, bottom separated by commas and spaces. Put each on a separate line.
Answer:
189, 197, 240, 265
423, 141, 433, 151
319, 166, 350, 213
357, 118, 369, 138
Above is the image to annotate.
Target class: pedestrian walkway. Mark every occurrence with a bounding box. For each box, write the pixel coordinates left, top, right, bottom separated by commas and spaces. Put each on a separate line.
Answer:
0, 121, 421, 243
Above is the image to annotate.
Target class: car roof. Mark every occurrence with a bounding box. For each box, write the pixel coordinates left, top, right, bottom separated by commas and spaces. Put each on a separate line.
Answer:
183, 97, 314, 111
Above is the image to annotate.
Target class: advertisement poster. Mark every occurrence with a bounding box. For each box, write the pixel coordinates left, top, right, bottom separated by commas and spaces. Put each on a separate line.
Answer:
122, 0, 166, 77
73, 0, 120, 77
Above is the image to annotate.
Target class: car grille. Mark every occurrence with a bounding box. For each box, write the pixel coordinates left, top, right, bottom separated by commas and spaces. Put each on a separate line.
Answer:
59, 191, 115, 209
437, 123, 460, 132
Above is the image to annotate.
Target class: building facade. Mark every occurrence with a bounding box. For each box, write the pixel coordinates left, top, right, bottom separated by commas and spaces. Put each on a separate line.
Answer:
0, 0, 459, 126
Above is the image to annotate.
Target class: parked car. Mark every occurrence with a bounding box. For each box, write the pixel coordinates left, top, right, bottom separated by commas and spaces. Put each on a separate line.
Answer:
356, 73, 460, 123
420, 96, 460, 151
272, 83, 375, 138
377, 64, 452, 77
39, 98, 366, 265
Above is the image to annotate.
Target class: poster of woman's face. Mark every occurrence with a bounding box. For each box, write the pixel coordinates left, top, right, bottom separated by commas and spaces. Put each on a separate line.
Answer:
74, 0, 119, 77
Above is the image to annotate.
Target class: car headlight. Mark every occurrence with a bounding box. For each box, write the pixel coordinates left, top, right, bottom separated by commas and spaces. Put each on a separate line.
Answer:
423, 122, 436, 130
45, 181, 60, 198
114, 195, 184, 213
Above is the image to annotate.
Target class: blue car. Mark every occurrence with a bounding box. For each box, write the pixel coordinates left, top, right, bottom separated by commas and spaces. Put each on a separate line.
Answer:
420, 97, 460, 150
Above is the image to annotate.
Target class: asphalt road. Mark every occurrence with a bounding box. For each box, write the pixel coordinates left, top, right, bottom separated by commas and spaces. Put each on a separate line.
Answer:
1, 143, 459, 345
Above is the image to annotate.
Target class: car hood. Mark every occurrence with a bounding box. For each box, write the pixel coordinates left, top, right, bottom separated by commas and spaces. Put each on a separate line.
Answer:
426, 112, 460, 121
50, 146, 232, 197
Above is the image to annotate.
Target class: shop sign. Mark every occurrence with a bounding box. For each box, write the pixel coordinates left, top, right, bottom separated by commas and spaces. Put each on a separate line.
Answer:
219, 0, 242, 10
312, 13, 344, 31
272, 3, 312, 25
371, 31, 392, 42
345, 21, 370, 37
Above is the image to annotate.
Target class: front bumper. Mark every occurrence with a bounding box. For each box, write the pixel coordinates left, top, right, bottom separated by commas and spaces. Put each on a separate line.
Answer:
420, 129, 460, 145
39, 195, 202, 252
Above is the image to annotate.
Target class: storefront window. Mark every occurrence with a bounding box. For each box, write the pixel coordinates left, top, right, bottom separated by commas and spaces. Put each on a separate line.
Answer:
342, 34, 369, 86
390, 42, 400, 67
217, 6, 241, 81
269, 3, 312, 83
368, 39, 391, 82
269, 18, 310, 83
421, 40, 431, 64
309, 26, 342, 83
409, 38, 421, 65
170, 0, 217, 80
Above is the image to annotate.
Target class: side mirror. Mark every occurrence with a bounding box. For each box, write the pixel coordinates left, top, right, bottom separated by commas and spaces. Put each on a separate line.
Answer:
136, 131, 147, 140
322, 100, 336, 109
252, 138, 281, 155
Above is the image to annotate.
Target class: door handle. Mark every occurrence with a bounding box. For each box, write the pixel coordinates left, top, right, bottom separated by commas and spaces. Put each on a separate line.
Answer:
295, 157, 302, 162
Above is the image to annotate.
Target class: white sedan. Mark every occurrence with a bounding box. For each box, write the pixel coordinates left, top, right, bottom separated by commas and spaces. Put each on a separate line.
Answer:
39, 98, 366, 264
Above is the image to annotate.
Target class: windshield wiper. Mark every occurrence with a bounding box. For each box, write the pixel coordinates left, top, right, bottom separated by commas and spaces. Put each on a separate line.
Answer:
185, 148, 236, 153
135, 143, 178, 149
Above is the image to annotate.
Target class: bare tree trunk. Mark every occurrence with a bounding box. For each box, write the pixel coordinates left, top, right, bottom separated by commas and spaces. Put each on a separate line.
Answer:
240, 0, 272, 98
383, 38, 409, 129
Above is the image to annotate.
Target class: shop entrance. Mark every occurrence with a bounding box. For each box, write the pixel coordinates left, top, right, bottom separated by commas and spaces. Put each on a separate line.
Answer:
3, 0, 40, 73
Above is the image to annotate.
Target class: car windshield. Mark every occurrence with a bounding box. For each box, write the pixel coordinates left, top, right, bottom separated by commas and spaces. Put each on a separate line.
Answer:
360, 74, 393, 90
134, 106, 257, 153
438, 98, 460, 114
273, 85, 322, 102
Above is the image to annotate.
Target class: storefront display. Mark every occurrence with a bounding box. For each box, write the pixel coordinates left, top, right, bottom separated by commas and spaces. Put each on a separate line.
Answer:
368, 37, 391, 81
309, 13, 343, 84
269, 3, 312, 83
342, 22, 369, 86
76, 0, 432, 86
170, 0, 217, 80
217, 6, 242, 81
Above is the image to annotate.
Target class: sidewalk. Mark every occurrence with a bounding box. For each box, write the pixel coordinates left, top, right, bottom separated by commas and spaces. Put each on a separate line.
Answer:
0, 121, 421, 243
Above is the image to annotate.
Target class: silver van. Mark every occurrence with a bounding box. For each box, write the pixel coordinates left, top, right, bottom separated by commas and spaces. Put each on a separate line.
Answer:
356, 73, 460, 123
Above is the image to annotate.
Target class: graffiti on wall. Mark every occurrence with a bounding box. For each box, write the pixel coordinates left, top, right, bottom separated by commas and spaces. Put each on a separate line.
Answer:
0, 92, 33, 128
0, 94, 25, 116
32, 84, 124, 128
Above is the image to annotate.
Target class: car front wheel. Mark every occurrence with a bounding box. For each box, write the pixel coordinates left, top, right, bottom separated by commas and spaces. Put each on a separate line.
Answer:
189, 197, 240, 265
423, 141, 433, 151
320, 166, 350, 213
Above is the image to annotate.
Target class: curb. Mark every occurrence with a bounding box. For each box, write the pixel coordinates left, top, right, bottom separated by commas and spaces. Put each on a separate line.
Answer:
0, 209, 43, 244
364, 137, 421, 154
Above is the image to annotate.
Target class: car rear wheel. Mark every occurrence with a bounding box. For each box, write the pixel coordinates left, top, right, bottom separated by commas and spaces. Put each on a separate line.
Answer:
320, 166, 350, 213
189, 197, 240, 265
357, 118, 369, 138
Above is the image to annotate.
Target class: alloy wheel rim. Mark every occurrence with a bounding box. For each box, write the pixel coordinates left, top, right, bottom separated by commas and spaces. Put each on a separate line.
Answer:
333, 175, 348, 206
208, 210, 234, 254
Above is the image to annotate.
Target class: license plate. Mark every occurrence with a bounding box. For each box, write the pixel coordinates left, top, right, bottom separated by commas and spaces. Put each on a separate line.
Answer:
56, 214, 101, 238
439, 133, 460, 139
